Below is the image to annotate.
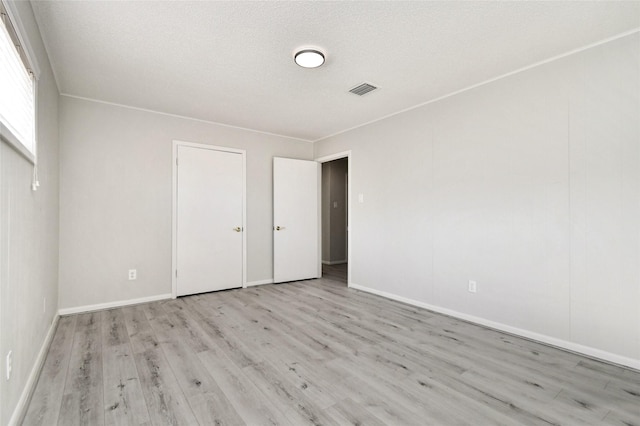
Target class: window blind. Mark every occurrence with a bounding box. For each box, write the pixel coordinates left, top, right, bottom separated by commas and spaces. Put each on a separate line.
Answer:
0, 5, 35, 158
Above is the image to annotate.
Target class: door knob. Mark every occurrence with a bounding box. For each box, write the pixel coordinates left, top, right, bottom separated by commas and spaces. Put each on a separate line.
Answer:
274, 226, 285, 231
234, 227, 242, 232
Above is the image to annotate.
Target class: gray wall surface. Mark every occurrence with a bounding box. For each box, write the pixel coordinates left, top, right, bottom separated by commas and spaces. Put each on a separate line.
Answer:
314, 33, 640, 364
58, 96, 313, 309
0, 2, 60, 423
322, 162, 331, 261
322, 158, 348, 263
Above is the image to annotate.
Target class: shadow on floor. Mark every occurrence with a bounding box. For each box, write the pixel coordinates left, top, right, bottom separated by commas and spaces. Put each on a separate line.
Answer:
322, 263, 347, 284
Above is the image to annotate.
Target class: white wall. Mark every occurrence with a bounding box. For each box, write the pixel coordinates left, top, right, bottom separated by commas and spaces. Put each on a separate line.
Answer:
0, 2, 59, 424
314, 33, 640, 367
58, 96, 313, 309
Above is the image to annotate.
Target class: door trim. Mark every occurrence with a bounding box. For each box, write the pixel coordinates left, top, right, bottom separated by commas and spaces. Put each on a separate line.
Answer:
315, 151, 352, 287
172, 140, 247, 299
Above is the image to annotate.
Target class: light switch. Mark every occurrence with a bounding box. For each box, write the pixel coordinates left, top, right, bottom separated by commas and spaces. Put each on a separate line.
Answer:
358, 193, 364, 203
333, 201, 338, 208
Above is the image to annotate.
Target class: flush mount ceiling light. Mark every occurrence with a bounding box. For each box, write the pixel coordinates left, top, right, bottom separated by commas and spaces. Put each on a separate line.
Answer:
294, 49, 325, 68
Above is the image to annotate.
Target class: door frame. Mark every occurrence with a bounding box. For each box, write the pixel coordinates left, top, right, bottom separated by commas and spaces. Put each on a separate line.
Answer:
172, 140, 247, 298
315, 150, 352, 287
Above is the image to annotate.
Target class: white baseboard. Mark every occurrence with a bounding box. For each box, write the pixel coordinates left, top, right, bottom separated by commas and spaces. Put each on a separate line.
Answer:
58, 293, 172, 316
9, 314, 60, 426
348, 283, 640, 371
246, 279, 274, 287
322, 260, 347, 265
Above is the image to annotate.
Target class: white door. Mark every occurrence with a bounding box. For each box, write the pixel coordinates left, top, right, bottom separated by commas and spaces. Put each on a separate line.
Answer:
176, 145, 244, 296
273, 157, 320, 283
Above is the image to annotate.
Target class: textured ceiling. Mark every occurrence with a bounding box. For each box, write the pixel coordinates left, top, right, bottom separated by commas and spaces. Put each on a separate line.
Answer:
31, 1, 640, 142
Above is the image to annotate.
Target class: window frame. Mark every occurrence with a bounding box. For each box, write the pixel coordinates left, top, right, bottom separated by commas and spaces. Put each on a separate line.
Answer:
0, 0, 40, 164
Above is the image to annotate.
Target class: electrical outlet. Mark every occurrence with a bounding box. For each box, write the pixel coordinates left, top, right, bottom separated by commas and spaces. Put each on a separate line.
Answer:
128, 269, 137, 280
468, 280, 477, 293
6, 351, 12, 381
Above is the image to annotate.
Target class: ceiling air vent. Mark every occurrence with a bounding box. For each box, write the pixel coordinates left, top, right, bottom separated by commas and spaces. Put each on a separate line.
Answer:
349, 82, 378, 96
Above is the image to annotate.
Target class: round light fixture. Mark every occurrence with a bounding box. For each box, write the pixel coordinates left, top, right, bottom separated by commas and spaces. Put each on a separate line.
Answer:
294, 49, 325, 68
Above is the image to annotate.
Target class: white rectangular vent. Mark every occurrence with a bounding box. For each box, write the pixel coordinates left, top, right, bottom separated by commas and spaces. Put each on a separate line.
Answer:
349, 83, 377, 96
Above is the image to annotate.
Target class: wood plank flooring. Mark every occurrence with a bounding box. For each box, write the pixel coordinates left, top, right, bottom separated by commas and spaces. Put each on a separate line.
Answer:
23, 278, 640, 425
322, 263, 347, 283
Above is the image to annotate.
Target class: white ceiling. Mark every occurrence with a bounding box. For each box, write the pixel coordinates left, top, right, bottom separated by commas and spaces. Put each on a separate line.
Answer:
31, 1, 640, 142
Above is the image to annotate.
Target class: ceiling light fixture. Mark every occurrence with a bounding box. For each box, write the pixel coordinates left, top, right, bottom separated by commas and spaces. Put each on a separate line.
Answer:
294, 49, 325, 68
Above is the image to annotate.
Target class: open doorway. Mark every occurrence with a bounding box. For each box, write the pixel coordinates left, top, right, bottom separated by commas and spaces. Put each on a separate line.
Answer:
321, 157, 348, 284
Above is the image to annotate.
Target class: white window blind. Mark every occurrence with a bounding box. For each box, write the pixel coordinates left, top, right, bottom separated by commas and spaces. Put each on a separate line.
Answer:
0, 3, 35, 159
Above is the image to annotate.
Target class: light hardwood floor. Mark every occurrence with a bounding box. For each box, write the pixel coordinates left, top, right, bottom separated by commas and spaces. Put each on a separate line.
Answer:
23, 278, 640, 425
